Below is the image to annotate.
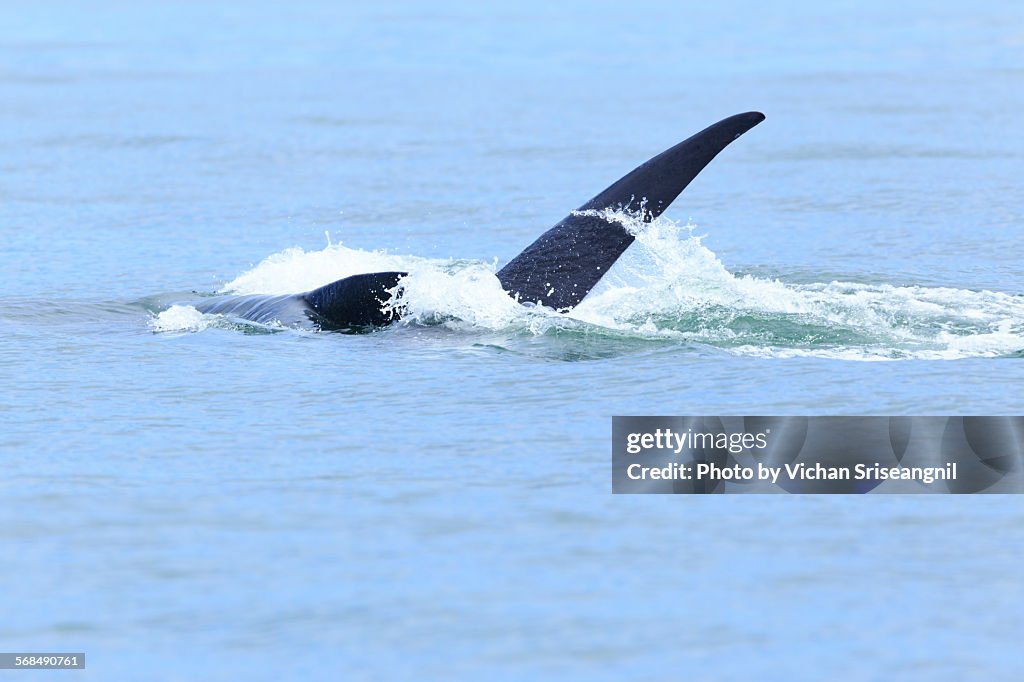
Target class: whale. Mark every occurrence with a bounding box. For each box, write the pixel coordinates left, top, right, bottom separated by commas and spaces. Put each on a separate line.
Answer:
192, 112, 765, 330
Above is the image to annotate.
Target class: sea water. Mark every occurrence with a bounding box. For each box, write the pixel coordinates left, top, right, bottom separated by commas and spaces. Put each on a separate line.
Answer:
2, 1, 1023, 679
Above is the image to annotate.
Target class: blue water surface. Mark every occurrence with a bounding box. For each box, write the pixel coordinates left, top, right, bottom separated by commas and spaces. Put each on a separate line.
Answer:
2, 1, 1023, 680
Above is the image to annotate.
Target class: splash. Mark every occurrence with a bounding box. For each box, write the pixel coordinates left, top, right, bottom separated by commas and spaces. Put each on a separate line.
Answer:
151, 304, 215, 333
220, 243, 423, 295
152, 219, 1024, 360
567, 216, 1024, 359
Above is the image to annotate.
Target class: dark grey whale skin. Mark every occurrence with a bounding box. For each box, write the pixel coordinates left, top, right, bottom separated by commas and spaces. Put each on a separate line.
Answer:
191, 112, 764, 329
195, 271, 406, 330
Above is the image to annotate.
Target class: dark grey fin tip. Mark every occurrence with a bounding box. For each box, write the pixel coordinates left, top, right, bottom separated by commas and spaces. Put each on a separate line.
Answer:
581, 111, 765, 221
496, 112, 764, 311
302, 271, 407, 329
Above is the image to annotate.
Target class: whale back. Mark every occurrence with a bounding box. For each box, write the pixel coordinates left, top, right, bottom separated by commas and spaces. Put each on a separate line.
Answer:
194, 272, 406, 331
496, 111, 765, 310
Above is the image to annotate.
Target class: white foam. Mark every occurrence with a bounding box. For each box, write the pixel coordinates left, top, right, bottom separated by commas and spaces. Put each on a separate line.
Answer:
221, 242, 432, 295
391, 263, 534, 330
150, 304, 213, 333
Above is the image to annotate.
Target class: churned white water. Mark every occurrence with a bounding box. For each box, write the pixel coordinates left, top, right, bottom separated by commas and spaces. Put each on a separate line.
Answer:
156, 212, 1024, 360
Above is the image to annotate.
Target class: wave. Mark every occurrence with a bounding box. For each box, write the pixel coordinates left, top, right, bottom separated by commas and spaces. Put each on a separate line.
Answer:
152, 216, 1024, 360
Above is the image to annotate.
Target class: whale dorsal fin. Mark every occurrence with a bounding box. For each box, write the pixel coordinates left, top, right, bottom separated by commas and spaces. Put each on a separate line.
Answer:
302, 271, 407, 329
496, 112, 765, 310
